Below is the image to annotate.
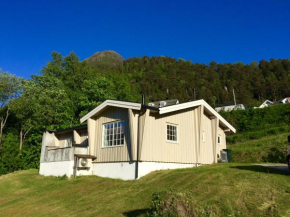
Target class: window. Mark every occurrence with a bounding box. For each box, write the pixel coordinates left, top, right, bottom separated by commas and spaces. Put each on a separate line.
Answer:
202, 131, 205, 142
218, 134, 222, 145
167, 123, 178, 142
103, 121, 125, 147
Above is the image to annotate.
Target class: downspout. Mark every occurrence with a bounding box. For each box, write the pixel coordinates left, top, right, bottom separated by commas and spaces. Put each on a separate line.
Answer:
135, 95, 147, 179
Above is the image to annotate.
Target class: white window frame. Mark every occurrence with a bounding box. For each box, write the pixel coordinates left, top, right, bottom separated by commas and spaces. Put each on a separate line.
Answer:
218, 134, 222, 145
102, 120, 125, 148
166, 123, 178, 143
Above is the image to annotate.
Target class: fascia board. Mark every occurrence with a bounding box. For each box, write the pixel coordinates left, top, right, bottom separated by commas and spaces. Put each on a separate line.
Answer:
159, 100, 204, 114
202, 100, 236, 133
80, 100, 141, 123
159, 100, 236, 133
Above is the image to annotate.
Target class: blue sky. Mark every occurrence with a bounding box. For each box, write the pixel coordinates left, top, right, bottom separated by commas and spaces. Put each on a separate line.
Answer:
0, 0, 290, 78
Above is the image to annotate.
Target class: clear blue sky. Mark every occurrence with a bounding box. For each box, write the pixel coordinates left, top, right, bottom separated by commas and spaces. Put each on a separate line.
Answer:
0, 0, 290, 78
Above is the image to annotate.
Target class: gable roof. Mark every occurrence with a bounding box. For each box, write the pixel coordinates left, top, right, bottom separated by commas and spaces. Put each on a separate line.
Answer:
80, 100, 141, 123
259, 100, 273, 107
159, 100, 236, 133
80, 99, 236, 133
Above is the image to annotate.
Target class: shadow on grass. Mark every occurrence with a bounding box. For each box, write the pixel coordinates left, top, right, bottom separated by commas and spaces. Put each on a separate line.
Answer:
230, 165, 290, 175
123, 208, 149, 217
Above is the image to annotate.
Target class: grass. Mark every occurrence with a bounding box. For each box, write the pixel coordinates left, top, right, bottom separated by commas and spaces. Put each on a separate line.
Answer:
229, 132, 289, 163
0, 163, 290, 217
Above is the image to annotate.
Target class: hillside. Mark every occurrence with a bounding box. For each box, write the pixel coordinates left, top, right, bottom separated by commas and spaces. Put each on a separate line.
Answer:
0, 164, 289, 217
86, 50, 124, 69
229, 132, 288, 163
219, 103, 290, 163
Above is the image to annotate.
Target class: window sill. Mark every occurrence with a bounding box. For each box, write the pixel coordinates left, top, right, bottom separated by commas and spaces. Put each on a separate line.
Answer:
101, 145, 124, 149
166, 140, 179, 144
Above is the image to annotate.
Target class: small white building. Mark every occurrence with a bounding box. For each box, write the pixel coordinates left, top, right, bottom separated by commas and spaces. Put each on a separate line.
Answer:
274, 97, 290, 104
259, 100, 273, 108
39, 98, 236, 180
215, 103, 245, 112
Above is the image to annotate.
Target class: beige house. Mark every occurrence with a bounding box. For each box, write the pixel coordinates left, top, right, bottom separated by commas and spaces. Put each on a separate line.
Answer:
39, 98, 236, 180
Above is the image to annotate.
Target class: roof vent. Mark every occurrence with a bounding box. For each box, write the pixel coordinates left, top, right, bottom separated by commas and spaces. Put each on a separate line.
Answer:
148, 99, 179, 108
160, 101, 167, 107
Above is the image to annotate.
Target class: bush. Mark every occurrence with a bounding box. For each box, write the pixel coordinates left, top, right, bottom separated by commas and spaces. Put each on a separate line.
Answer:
146, 191, 196, 217
0, 132, 41, 175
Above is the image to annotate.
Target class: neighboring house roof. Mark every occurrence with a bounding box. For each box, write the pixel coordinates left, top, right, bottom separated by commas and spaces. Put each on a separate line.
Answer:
259, 100, 273, 108
80, 99, 236, 133
273, 97, 290, 104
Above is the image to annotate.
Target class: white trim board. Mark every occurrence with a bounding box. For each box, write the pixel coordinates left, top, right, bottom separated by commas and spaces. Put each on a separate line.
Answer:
80, 100, 141, 123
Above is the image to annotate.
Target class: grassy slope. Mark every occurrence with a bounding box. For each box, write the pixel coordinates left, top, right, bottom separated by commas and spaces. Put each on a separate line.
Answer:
229, 132, 289, 163
0, 164, 290, 217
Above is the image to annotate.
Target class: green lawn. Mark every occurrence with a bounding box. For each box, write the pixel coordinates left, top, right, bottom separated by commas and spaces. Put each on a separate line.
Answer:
229, 132, 289, 163
0, 163, 289, 217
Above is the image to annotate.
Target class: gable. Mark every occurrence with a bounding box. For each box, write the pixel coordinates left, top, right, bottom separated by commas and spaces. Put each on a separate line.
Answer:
80, 100, 141, 123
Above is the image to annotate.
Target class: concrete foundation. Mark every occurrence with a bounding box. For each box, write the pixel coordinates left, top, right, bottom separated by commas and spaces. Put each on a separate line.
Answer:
92, 162, 136, 180
91, 161, 197, 180
138, 162, 197, 178
40, 160, 197, 180
39, 159, 93, 177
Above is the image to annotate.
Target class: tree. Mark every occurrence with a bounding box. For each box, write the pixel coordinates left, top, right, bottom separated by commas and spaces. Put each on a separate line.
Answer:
11, 80, 36, 151
0, 70, 23, 147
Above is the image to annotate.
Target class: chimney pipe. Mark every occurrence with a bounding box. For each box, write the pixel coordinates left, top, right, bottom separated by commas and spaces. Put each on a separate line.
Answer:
141, 94, 145, 105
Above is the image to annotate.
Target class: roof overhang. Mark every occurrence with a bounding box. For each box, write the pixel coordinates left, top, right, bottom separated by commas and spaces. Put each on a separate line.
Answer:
80, 100, 141, 123
80, 99, 236, 133
159, 99, 236, 133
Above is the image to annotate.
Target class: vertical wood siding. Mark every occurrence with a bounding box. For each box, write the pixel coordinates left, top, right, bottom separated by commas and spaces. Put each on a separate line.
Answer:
92, 107, 134, 162
139, 108, 197, 163
87, 105, 228, 164
216, 127, 226, 156
199, 114, 214, 164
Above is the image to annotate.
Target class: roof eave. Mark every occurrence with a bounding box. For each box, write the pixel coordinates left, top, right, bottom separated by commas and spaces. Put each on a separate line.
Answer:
159, 99, 236, 133
80, 100, 141, 123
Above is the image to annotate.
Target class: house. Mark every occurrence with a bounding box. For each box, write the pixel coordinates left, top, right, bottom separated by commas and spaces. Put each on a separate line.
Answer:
39, 97, 236, 180
214, 103, 245, 112
273, 97, 290, 104
259, 100, 273, 108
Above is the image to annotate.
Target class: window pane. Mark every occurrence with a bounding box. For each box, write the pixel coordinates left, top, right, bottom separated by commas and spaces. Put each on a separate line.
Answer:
104, 140, 108, 147
167, 124, 177, 142
103, 121, 125, 147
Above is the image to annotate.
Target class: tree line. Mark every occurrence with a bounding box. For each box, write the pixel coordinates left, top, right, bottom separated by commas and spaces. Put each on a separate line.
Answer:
0, 52, 289, 175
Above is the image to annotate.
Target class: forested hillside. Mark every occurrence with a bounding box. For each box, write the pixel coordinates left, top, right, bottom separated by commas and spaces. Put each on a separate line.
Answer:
121, 56, 290, 106
0, 51, 289, 175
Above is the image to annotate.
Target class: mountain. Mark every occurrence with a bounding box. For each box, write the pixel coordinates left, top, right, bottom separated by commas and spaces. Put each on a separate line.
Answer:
86, 50, 124, 69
